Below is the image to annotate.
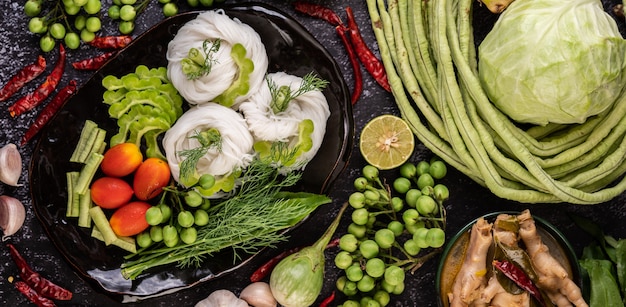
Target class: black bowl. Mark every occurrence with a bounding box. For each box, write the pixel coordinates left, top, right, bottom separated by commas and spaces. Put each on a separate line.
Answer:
29, 2, 353, 301
436, 211, 581, 306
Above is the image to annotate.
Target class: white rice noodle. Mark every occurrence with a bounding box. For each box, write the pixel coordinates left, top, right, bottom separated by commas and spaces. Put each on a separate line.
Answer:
166, 10, 269, 108
238, 72, 331, 172
162, 103, 255, 185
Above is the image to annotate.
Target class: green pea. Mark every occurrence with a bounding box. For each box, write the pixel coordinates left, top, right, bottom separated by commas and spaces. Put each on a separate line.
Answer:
349, 192, 366, 209
359, 239, 379, 259
179, 227, 197, 244
28, 17, 47, 34
433, 184, 450, 202
193, 209, 209, 226
426, 227, 446, 248
136, 231, 152, 248
145, 206, 163, 225
64, 32, 80, 49
347, 222, 367, 239
365, 258, 385, 278
334, 251, 353, 270
429, 160, 447, 179
108, 5, 121, 20
351, 208, 369, 226
149, 225, 163, 242
416, 161, 430, 176
49, 23, 66, 40
177, 211, 195, 228
357, 274, 376, 292
24, 0, 42, 17
362, 165, 379, 181
39, 35, 55, 53
80, 28, 95, 43
184, 190, 203, 207
339, 233, 358, 252
374, 228, 395, 249
416, 195, 437, 215
392, 177, 411, 194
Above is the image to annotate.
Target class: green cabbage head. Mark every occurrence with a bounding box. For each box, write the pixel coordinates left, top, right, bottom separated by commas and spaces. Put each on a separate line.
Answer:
478, 0, 626, 125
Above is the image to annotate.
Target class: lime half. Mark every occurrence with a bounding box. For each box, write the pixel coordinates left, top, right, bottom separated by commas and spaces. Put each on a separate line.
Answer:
359, 115, 415, 170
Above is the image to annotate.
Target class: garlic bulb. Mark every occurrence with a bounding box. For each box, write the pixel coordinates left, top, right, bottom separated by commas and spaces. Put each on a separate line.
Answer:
240, 282, 277, 307
0, 195, 26, 239
195, 289, 248, 307
0, 143, 22, 186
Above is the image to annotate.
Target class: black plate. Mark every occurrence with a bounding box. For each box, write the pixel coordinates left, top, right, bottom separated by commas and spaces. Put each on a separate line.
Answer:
29, 3, 353, 300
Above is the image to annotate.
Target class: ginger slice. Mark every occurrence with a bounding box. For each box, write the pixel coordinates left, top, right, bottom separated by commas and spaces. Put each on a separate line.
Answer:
448, 217, 493, 306
517, 210, 588, 307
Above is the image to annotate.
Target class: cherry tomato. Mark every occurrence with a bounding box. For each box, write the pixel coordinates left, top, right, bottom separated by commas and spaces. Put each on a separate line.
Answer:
109, 201, 151, 237
100, 143, 143, 177
90, 177, 133, 209
133, 158, 171, 200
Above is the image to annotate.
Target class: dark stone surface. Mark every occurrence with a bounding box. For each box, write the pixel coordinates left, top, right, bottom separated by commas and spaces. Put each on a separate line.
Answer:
1, 0, 625, 306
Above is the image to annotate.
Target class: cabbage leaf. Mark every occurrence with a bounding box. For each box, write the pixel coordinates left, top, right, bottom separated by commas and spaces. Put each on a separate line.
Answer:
478, 0, 626, 125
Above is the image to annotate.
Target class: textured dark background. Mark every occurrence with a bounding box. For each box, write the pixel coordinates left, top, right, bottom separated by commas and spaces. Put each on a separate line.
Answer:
1, 0, 626, 306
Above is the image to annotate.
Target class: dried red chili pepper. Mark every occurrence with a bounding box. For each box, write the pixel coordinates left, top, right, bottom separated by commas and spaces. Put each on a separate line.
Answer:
20, 80, 78, 146
8, 44, 66, 117
293, 1, 344, 26
493, 259, 545, 306
0, 55, 47, 102
345, 6, 391, 92
7, 243, 73, 300
72, 51, 116, 71
319, 291, 336, 307
336, 25, 363, 104
13, 280, 57, 307
88, 35, 132, 49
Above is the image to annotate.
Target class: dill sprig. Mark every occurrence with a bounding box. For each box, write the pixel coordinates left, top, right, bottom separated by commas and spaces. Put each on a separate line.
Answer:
120, 156, 330, 280
269, 72, 329, 113
183, 39, 221, 80
178, 128, 222, 184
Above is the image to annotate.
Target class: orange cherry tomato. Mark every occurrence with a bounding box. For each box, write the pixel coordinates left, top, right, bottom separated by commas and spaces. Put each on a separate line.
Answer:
109, 201, 151, 237
100, 143, 143, 177
133, 157, 171, 200
90, 177, 134, 209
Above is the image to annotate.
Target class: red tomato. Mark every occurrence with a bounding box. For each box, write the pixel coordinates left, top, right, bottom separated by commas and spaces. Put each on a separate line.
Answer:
90, 177, 134, 209
109, 201, 152, 237
133, 158, 171, 200
100, 143, 143, 177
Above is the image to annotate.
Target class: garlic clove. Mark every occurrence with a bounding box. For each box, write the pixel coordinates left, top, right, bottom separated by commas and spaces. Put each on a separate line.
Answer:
0, 143, 22, 186
0, 195, 26, 239
195, 289, 248, 307
240, 282, 277, 307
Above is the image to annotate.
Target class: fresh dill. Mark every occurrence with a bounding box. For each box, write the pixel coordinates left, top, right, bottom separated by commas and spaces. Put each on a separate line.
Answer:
269, 72, 329, 113
178, 128, 222, 184
183, 38, 221, 80
120, 155, 331, 280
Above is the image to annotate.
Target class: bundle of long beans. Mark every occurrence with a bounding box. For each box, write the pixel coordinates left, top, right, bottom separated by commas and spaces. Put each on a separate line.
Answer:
366, 0, 626, 204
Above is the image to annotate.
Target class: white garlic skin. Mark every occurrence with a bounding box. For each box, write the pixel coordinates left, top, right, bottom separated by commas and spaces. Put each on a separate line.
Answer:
195, 289, 248, 307
0, 143, 22, 186
240, 282, 277, 307
0, 195, 26, 239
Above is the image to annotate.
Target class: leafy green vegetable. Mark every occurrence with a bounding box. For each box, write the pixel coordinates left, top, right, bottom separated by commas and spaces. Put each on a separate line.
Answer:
213, 43, 254, 107
580, 259, 624, 307
478, 0, 626, 125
